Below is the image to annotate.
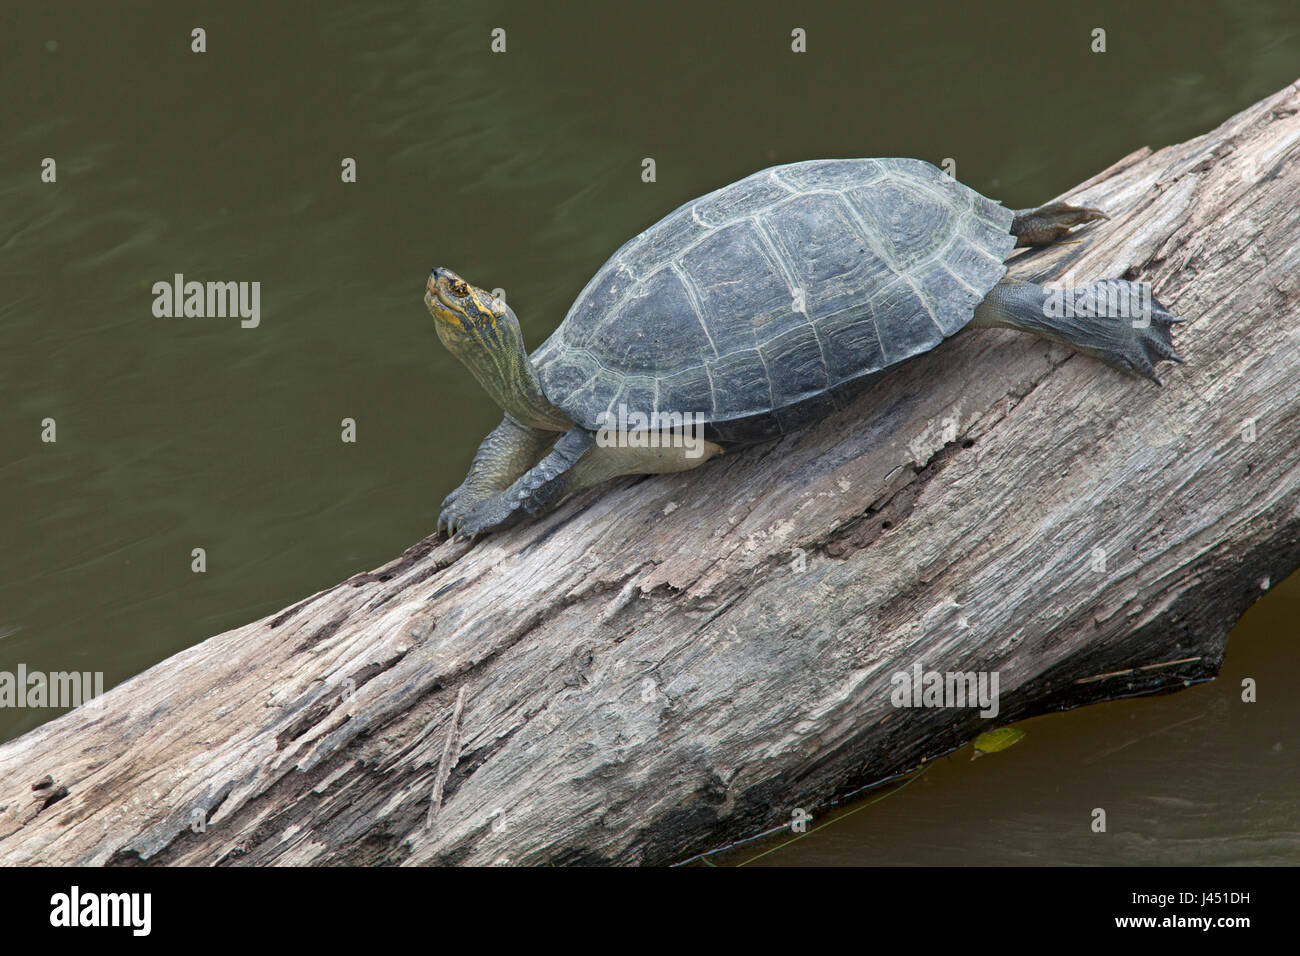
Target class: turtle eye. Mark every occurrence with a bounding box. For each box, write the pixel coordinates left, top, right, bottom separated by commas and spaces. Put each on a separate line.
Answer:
450, 280, 469, 298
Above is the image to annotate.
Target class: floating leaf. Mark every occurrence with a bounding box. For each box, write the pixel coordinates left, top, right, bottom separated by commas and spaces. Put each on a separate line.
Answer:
972, 727, 1026, 759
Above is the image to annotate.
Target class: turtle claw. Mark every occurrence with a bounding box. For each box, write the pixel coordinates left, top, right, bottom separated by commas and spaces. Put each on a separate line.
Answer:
440, 516, 476, 540
438, 481, 493, 538
452, 498, 517, 540
438, 490, 513, 540
439, 518, 474, 541
1129, 354, 1162, 385
1045, 200, 1109, 226
445, 514, 488, 542
1129, 292, 1186, 382
437, 495, 470, 538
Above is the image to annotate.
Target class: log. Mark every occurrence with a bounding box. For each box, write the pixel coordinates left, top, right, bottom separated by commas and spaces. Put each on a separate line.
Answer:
2, 80, 1299, 868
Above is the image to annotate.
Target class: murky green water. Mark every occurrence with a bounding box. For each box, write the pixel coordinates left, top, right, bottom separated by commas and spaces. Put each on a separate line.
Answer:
2, 1, 1296, 862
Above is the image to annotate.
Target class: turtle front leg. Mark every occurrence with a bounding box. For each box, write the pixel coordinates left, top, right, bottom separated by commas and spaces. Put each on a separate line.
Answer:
450, 427, 595, 539
438, 416, 557, 536
452, 426, 726, 539
1011, 200, 1109, 247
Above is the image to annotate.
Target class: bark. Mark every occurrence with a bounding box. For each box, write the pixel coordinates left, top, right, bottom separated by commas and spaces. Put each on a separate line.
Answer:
2, 80, 1298, 867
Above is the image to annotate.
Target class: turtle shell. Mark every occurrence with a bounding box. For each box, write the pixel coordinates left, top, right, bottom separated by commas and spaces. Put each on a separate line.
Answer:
531, 158, 1016, 443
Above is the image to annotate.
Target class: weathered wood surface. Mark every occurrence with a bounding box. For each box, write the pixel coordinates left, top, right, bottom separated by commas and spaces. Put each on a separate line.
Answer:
2, 82, 1299, 867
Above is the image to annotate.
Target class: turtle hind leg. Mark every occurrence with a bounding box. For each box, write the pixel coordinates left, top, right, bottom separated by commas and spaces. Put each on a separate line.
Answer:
1011, 200, 1109, 247
972, 278, 1186, 384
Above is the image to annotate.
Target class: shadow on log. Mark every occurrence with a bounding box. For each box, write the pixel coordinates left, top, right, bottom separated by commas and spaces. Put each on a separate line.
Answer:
2, 81, 1299, 867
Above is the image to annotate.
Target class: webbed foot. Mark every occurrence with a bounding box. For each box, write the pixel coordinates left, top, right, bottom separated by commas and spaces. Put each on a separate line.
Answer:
1063, 279, 1186, 384
1118, 290, 1186, 384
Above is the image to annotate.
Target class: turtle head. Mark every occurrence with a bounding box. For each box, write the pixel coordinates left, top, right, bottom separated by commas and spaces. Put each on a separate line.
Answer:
424, 267, 569, 431
425, 267, 515, 357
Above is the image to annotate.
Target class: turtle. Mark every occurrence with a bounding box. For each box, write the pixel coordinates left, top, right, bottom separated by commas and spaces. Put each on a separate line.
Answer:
425, 158, 1184, 538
